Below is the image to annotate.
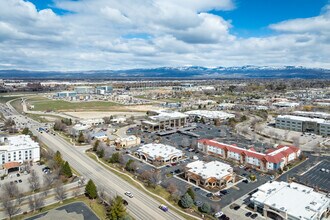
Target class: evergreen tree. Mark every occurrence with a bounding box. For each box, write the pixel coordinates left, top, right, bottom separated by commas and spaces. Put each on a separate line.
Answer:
85, 180, 98, 199
109, 152, 121, 163
54, 151, 64, 168
97, 149, 104, 158
62, 161, 73, 178
200, 202, 211, 213
186, 187, 195, 201
180, 193, 193, 208
78, 132, 85, 143
22, 127, 30, 135
107, 196, 126, 220
93, 140, 100, 152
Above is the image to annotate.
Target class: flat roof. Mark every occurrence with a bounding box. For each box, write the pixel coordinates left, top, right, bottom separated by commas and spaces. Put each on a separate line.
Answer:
149, 110, 188, 121
276, 115, 326, 123
186, 160, 232, 180
185, 110, 235, 119
0, 135, 39, 151
293, 111, 330, 119
251, 181, 330, 220
137, 143, 183, 159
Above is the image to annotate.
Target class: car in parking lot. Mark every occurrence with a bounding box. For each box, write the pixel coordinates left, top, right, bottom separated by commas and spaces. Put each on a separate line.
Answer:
124, 192, 133, 198
245, 212, 252, 217
220, 190, 228, 195
194, 187, 201, 192
214, 211, 223, 218
233, 205, 240, 210
194, 201, 203, 207
206, 193, 213, 197
250, 213, 258, 219
243, 179, 249, 184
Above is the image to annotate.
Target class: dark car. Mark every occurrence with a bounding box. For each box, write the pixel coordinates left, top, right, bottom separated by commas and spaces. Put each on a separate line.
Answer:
245, 212, 252, 217
220, 190, 228, 195
194, 187, 201, 192
233, 205, 240, 210
243, 179, 249, 184
18, 179, 22, 183
206, 193, 213, 197
122, 199, 128, 206
251, 213, 258, 219
194, 201, 203, 207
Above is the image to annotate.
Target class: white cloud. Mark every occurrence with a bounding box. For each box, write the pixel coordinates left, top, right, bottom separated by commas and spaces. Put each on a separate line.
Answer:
0, 0, 329, 70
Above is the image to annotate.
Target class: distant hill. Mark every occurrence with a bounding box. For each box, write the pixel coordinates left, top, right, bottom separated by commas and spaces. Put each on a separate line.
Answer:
0, 66, 329, 79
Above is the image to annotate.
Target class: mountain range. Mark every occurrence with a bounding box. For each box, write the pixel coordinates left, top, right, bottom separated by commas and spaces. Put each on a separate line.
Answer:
0, 66, 329, 79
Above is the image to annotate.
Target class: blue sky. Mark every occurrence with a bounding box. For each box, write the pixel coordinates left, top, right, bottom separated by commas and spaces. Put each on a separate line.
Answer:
0, 0, 329, 70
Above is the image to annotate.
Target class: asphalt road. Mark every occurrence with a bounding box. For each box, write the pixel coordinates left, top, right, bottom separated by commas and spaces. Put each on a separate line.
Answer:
4, 101, 185, 220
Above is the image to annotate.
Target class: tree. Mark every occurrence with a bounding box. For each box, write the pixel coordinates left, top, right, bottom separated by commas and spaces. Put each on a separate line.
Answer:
1, 185, 23, 219
54, 150, 64, 168
97, 149, 105, 158
200, 202, 211, 213
22, 127, 30, 135
107, 196, 127, 220
186, 187, 195, 201
85, 179, 98, 199
180, 193, 193, 208
2, 182, 20, 198
1, 196, 21, 219
54, 182, 66, 203
28, 170, 40, 192
93, 140, 100, 152
125, 159, 137, 172
166, 182, 178, 194
78, 132, 85, 143
62, 161, 73, 178
28, 194, 45, 213
109, 152, 121, 163
43, 173, 56, 188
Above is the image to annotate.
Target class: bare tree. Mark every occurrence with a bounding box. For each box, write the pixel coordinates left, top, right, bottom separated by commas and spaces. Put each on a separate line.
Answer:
28, 194, 45, 213
1, 197, 21, 219
28, 170, 40, 192
150, 170, 161, 187
2, 182, 19, 199
292, 136, 300, 147
72, 187, 81, 198
166, 182, 178, 194
54, 182, 66, 203
43, 173, 56, 188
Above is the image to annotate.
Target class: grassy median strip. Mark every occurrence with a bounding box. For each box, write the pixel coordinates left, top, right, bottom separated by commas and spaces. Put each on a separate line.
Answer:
86, 152, 201, 220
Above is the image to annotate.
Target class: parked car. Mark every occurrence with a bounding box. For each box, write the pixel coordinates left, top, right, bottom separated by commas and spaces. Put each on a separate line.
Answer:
245, 212, 252, 217
214, 211, 224, 218
251, 213, 258, 219
194, 201, 203, 207
194, 187, 201, 192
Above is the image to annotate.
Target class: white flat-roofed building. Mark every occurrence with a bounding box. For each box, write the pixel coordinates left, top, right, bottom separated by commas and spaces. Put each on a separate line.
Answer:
72, 123, 91, 136
273, 102, 300, 108
185, 110, 235, 121
0, 135, 40, 174
56, 91, 77, 98
293, 111, 330, 120
135, 143, 183, 164
276, 115, 330, 136
74, 86, 95, 94
79, 118, 104, 126
250, 181, 330, 220
184, 160, 234, 189
141, 110, 189, 132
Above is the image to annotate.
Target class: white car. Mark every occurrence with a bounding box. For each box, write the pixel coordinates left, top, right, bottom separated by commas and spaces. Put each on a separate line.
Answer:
124, 191, 133, 198
214, 211, 224, 218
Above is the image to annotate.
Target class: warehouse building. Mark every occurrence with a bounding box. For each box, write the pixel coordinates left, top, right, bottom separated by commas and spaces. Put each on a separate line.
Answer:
56, 91, 77, 98
74, 86, 95, 94
185, 110, 235, 122
250, 181, 330, 220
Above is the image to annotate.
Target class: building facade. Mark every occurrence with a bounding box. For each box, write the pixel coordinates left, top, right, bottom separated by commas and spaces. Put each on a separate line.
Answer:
198, 139, 301, 172
0, 135, 40, 173
276, 115, 330, 136
115, 135, 141, 148
141, 110, 189, 132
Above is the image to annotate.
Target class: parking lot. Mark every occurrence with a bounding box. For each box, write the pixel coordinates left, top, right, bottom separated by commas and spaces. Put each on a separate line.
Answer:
0, 163, 50, 193
294, 159, 330, 192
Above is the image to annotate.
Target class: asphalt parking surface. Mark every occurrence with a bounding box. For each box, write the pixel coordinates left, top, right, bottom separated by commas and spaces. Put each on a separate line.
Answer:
295, 160, 330, 192
26, 202, 99, 220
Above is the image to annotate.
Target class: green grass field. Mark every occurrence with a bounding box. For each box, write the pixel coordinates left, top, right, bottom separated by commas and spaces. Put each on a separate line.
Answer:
29, 98, 120, 112
0, 95, 21, 104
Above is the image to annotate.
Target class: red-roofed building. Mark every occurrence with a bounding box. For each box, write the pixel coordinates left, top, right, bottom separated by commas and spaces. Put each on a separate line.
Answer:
198, 139, 301, 172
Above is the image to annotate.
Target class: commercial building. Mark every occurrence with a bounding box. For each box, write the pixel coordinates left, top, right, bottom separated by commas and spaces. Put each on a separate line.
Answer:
293, 111, 330, 120
96, 85, 113, 95
74, 86, 95, 94
56, 91, 77, 98
115, 135, 141, 148
198, 139, 301, 172
71, 123, 91, 136
135, 143, 183, 164
185, 110, 235, 121
273, 102, 300, 108
184, 160, 234, 189
250, 181, 330, 220
276, 115, 330, 136
0, 135, 40, 174
141, 110, 189, 132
